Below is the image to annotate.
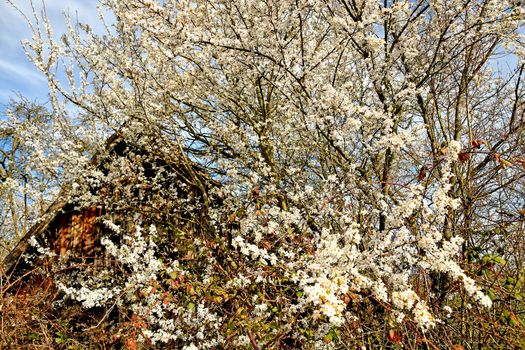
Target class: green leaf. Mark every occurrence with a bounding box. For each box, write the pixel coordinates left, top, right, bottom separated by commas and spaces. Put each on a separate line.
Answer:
493, 256, 505, 265
487, 288, 497, 301
27, 332, 40, 341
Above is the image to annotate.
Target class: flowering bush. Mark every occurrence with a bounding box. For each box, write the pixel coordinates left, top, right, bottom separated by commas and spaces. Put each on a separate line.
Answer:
3, 0, 525, 348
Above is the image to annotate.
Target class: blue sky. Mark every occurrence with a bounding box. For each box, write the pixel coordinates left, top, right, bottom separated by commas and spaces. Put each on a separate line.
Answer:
0, 0, 108, 108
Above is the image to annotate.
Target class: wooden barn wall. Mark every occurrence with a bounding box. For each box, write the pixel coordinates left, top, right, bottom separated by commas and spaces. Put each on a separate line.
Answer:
48, 207, 103, 260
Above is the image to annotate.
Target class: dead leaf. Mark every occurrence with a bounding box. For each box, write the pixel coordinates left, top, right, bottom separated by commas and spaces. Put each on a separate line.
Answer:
262, 241, 272, 250
127, 338, 137, 350
512, 157, 525, 170
387, 329, 402, 343
417, 166, 427, 181
471, 139, 484, 148
458, 151, 469, 162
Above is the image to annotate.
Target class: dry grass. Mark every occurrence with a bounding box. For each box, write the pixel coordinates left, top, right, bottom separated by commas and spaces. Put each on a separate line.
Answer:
0, 266, 120, 350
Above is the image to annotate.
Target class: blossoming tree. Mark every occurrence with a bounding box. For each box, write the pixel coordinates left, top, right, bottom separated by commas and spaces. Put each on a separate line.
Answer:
4, 0, 525, 348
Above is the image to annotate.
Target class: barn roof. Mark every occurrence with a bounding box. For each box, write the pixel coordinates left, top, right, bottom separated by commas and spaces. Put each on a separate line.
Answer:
2, 189, 69, 275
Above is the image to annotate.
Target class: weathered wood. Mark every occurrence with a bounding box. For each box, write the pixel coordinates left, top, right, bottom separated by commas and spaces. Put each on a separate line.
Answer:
2, 191, 69, 275
54, 206, 101, 258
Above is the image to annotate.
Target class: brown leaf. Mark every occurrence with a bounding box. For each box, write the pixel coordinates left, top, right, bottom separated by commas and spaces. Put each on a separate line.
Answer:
348, 292, 359, 300
458, 151, 469, 162
513, 157, 525, 170
262, 241, 272, 250
227, 213, 237, 224
451, 345, 465, 350
127, 338, 138, 350
387, 329, 402, 343
417, 166, 427, 181
471, 139, 484, 148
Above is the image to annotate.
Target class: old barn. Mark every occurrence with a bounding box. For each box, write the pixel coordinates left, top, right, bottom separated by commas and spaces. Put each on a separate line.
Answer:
2, 133, 220, 277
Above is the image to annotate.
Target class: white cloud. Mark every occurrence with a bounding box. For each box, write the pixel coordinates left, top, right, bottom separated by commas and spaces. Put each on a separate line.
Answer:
0, 0, 112, 105
0, 58, 46, 84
